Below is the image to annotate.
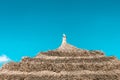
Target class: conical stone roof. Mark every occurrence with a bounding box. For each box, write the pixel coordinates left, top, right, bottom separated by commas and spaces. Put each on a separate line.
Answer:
0, 34, 120, 80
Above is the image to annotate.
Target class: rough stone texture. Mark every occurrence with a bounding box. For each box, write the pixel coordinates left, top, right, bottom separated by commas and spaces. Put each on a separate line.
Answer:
0, 35, 120, 80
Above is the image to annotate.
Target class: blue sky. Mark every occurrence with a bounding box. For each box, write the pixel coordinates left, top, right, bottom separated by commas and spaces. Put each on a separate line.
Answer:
0, 0, 120, 65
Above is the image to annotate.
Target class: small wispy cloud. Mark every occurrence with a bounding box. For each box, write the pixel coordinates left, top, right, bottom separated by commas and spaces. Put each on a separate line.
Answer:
0, 55, 11, 63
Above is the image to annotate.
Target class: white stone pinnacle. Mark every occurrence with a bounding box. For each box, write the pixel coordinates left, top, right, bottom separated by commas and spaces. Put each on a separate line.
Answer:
62, 34, 67, 45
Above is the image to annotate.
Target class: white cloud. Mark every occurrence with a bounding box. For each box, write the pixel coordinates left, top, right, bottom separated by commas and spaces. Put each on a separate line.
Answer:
0, 55, 10, 63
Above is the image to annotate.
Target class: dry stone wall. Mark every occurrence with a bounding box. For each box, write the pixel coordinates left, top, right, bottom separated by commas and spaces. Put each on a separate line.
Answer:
0, 50, 120, 80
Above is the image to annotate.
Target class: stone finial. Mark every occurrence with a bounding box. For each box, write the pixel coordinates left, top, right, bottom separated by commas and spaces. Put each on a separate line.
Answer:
62, 34, 67, 44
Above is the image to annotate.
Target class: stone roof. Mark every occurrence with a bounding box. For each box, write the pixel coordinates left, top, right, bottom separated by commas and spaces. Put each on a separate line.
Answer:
0, 34, 120, 80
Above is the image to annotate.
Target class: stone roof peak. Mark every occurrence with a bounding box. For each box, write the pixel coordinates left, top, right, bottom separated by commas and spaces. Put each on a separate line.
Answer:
56, 34, 82, 52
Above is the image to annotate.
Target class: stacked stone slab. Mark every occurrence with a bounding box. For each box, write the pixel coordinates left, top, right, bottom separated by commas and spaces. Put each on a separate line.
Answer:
0, 50, 120, 80
0, 34, 120, 80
